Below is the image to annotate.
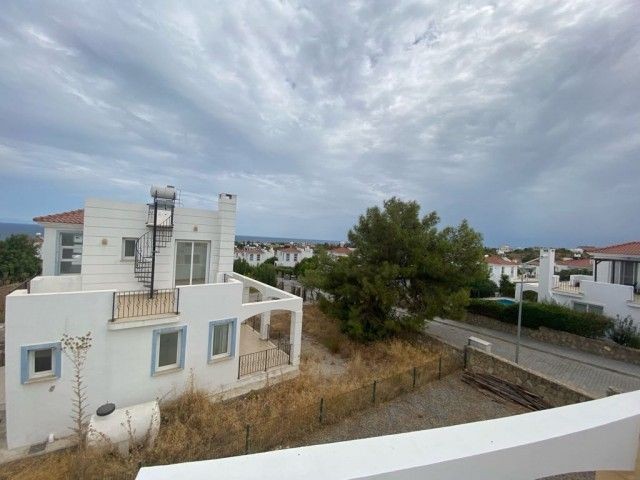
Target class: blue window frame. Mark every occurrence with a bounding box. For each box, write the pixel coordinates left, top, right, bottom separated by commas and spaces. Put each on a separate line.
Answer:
151, 325, 187, 376
208, 318, 237, 362
20, 342, 62, 384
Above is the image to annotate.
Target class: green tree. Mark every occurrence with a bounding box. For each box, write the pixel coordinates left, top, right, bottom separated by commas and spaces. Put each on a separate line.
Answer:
252, 262, 277, 287
498, 274, 515, 297
306, 197, 486, 341
469, 277, 498, 298
263, 256, 277, 265
233, 258, 253, 276
0, 234, 41, 284
293, 255, 319, 277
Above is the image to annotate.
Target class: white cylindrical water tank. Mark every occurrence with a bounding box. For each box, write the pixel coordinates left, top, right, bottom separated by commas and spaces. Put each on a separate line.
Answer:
150, 185, 176, 200
87, 401, 160, 456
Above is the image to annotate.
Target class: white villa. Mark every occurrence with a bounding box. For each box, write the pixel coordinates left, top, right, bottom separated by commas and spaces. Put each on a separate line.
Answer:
275, 245, 313, 268
484, 255, 519, 285
4, 186, 303, 450
234, 246, 274, 267
517, 245, 640, 323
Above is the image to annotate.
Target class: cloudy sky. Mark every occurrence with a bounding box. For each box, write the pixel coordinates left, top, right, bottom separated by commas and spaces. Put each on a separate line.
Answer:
0, 1, 638, 246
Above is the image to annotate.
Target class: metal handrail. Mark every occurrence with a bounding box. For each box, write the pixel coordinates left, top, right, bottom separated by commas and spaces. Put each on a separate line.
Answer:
111, 288, 179, 321
238, 342, 292, 378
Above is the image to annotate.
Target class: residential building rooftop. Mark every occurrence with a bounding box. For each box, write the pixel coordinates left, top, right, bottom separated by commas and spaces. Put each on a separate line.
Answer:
33, 208, 84, 224
589, 241, 640, 257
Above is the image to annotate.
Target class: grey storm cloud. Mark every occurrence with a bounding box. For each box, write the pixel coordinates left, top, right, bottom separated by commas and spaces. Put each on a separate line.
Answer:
0, 0, 638, 245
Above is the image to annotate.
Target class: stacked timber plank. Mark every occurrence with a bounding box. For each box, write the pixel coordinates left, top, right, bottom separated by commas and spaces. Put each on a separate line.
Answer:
462, 372, 551, 411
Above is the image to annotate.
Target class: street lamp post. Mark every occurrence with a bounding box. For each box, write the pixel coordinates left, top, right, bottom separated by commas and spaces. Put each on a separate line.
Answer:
515, 271, 524, 364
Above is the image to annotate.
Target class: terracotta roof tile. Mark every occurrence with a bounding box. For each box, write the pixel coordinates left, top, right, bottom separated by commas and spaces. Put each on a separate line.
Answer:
33, 209, 84, 225
556, 258, 593, 268
279, 246, 302, 253
589, 241, 640, 257
484, 255, 517, 266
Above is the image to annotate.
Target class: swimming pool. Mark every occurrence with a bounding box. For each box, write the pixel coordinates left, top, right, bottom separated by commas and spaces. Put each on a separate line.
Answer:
496, 298, 516, 305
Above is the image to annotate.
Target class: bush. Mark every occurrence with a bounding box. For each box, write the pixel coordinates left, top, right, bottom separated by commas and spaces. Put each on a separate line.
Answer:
607, 316, 640, 349
522, 290, 538, 302
498, 275, 515, 297
467, 299, 612, 338
558, 268, 592, 282
469, 278, 498, 298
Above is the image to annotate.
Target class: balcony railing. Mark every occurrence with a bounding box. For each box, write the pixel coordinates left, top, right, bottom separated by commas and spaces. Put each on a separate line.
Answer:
238, 342, 291, 378
111, 288, 179, 321
552, 281, 581, 295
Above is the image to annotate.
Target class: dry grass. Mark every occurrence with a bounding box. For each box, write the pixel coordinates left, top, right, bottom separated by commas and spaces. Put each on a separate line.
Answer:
1, 305, 453, 480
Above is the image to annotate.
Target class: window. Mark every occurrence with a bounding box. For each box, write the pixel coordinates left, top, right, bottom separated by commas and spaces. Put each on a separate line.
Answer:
573, 302, 604, 315
286, 253, 290, 261
294, 254, 298, 262
20, 343, 61, 384
175, 241, 209, 286
249, 254, 254, 261
256, 254, 261, 261
57, 231, 82, 275
208, 319, 236, 362
151, 326, 186, 375
122, 238, 136, 260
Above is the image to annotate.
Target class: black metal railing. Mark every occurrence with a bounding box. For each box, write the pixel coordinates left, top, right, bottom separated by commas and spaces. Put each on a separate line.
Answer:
111, 288, 179, 321
238, 343, 291, 378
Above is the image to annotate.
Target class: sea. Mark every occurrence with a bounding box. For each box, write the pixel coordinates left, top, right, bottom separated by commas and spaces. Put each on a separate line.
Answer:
0, 222, 339, 245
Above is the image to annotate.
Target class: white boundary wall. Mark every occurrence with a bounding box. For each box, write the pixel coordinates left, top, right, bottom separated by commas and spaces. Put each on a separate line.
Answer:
136, 391, 640, 480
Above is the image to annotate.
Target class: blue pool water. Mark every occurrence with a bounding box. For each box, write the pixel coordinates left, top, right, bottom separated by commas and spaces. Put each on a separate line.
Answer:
497, 298, 516, 305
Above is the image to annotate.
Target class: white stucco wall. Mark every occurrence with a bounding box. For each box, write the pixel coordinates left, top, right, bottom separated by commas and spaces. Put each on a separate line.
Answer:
29, 275, 83, 293
39, 224, 83, 276
5, 273, 303, 450
488, 264, 518, 285
136, 390, 640, 480
276, 248, 313, 268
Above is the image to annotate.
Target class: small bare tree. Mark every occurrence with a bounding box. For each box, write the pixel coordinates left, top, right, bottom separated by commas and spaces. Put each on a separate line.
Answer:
61, 332, 92, 451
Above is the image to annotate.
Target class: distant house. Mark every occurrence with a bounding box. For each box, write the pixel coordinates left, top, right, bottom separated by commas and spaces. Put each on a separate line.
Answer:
235, 246, 273, 267
555, 257, 593, 273
484, 255, 519, 285
328, 246, 353, 258
516, 243, 640, 324
276, 245, 313, 268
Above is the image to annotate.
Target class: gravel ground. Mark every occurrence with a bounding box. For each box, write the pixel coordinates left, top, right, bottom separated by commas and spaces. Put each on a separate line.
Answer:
292, 372, 594, 480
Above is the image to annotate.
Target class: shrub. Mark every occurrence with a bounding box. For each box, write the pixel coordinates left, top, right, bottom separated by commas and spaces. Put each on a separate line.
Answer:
498, 275, 515, 297
607, 315, 640, 349
469, 278, 498, 298
466, 299, 612, 338
522, 290, 538, 302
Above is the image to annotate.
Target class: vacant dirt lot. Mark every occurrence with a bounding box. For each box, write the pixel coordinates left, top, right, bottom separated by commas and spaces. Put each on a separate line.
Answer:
293, 371, 593, 480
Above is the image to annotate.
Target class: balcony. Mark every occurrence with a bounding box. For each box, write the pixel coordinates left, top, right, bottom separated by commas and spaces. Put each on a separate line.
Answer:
111, 288, 179, 321
552, 280, 582, 295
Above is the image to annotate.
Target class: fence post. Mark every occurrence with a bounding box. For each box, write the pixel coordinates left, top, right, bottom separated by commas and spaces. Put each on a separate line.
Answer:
372, 380, 377, 404
438, 355, 442, 380
412, 367, 417, 389
264, 349, 268, 372
319, 397, 324, 424
245, 425, 250, 455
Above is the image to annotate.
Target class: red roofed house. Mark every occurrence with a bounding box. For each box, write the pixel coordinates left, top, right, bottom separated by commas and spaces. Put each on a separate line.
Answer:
4, 186, 304, 450
328, 246, 353, 258
484, 255, 519, 285
521, 244, 640, 324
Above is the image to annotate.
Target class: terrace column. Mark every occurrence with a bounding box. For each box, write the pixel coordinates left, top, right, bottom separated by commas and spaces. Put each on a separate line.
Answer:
538, 248, 555, 302
242, 286, 250, 303
289, 310, 303, 367
260, 311, 270, 340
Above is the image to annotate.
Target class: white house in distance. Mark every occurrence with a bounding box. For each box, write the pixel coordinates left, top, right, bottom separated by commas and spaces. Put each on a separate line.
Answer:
484, 255, 519, 285
275, 245, 313, 268
516, 244, 640, 323
234, 246, 274, 267
4, 186, 303, 450
328, 246, 353, 258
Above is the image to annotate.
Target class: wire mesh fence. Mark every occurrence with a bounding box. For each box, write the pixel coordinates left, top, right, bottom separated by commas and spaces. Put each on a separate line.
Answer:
81, 352, 463, 479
